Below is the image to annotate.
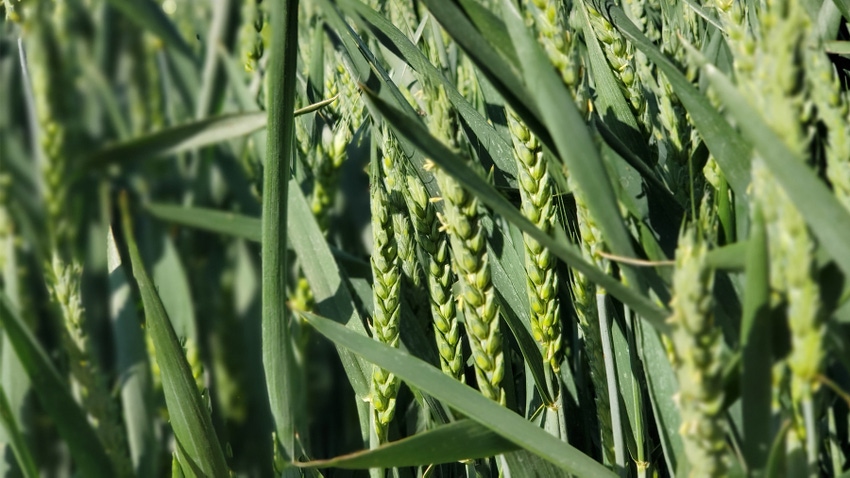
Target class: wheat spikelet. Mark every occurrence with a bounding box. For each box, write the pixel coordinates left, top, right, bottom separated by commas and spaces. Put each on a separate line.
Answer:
507, 109, 563, 372
369, 161, 402, 442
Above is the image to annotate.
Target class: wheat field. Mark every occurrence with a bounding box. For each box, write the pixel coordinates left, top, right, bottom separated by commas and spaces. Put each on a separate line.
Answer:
1, 0, 850, 476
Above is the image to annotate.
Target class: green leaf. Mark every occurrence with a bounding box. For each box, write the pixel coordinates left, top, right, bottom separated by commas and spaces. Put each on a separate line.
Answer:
84, 112, 265, 170
107, 228, 158, 478
764, 421, 793, 477
455, 0, 520, 69
293, 419, 517, 469
832, 0, 850, 23
825, 40, 850, 55
299, 311, 616, 478
146, 203, 261, 241
361, 87, 669, 331
0, 293, 113, 477
83, 97, 334, 172
606, 5, 752, 199
639, 329, 684, 475
153, 235, 197, 340
0, 384, 38, 478
503, 449, 571, 478
697, 60, 850, 280
262, 0, 301, 460
705, 242, 748, 272
740, 207, 773, 472
119, 197, 229, 477
286, 180, 371, 399
418, 0, 550, 145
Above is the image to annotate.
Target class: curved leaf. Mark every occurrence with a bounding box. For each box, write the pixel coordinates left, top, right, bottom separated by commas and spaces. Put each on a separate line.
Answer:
299, 310, 616, 478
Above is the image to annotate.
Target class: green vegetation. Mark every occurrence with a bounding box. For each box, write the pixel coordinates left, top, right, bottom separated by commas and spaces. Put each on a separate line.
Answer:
1, 0, 850, 476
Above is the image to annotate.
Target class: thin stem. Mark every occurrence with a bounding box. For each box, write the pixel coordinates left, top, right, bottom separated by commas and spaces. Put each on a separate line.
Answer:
597, 291, 626, 476
803, 397, 817, 477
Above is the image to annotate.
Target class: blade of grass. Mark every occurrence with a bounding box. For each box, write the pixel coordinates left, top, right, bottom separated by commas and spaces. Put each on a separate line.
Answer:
286, 179, 371, 399
0, 291, 113, 477
293, 420, 517, 469
152, 235, 198, 340
362, 88, 669, 330
119, 196, 229, 476
299, 310, 617, 478
833, 0, 850, 22
0, 384, 37, 478
418, 0, 550, 146
639, 328, 685, 475
577, 0, 648, 159
705, 241, 748, 272
107, 227, 157, 477
262, 0, 301, 461
84, 98, 333, 171
740, 208, 773, 472
146, 203, 261, 241
143, 203, 373, 286
503, 449, 571, 478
